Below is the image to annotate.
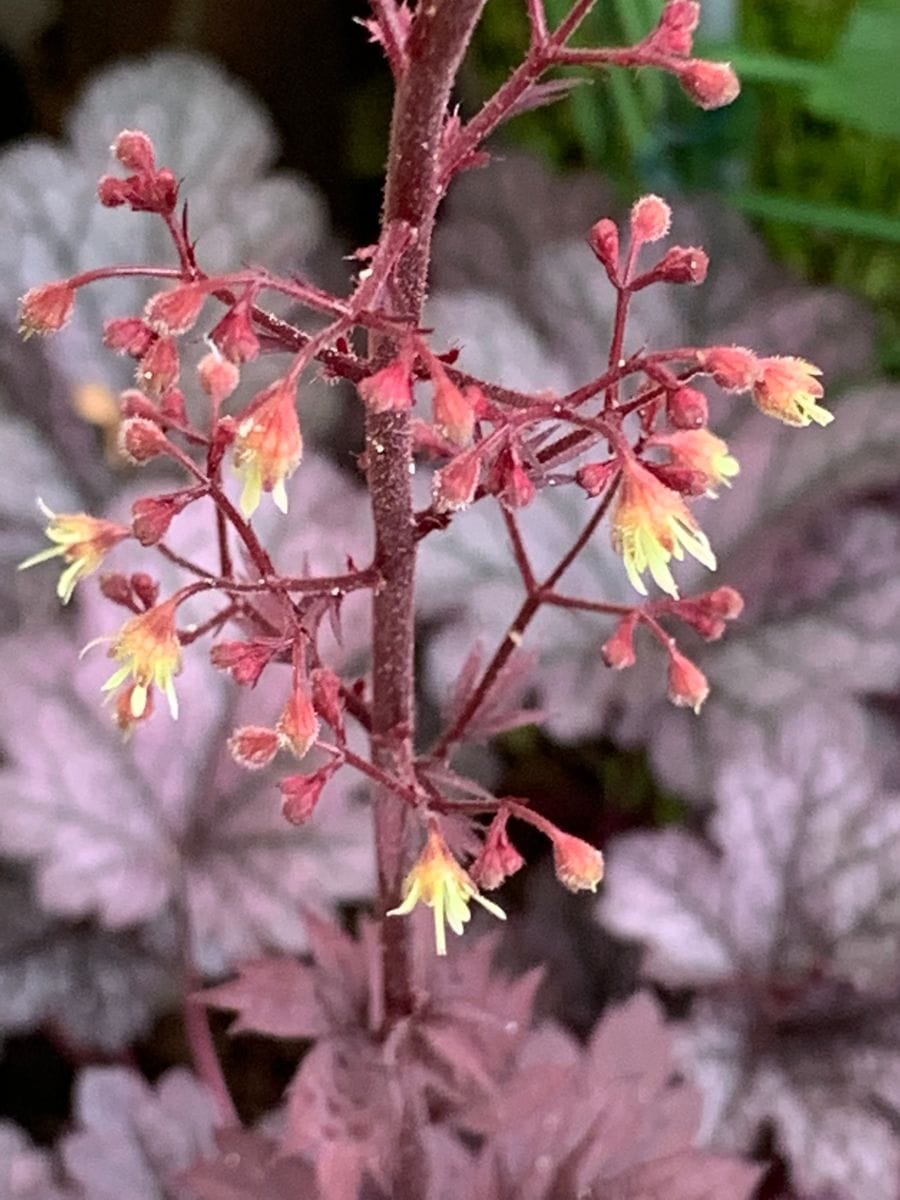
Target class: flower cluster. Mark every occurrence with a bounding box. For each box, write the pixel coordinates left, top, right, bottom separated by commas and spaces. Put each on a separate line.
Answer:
15, 23, 828, 965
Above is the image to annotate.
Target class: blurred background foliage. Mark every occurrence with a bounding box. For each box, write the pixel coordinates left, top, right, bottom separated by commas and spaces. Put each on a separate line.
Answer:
472, 0, 900, 368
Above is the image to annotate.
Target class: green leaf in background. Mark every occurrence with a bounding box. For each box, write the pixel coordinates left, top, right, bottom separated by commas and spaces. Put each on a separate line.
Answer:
806, 1, 900, 138
729, 190, 900, 244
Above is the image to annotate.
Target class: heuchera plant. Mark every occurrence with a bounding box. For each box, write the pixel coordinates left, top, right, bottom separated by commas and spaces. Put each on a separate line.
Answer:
15, 2, 838, 1195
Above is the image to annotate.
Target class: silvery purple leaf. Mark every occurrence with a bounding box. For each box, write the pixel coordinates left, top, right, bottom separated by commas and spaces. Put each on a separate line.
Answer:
600, 702, 900, 1200
0, 50, 327, 425
0, 868, 174, 1052
0, 1121, 74, 1200
0, 621, 373, 977
61, 1066, 219, 1200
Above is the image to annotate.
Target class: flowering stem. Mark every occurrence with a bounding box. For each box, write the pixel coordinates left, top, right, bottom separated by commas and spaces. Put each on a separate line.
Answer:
432, 476, 620, 757
175, 882, 238, 1126
368, 0, 488, 1025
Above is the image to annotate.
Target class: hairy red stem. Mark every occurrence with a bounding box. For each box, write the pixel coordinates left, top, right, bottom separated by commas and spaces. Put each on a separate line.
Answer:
368, 0, 489, 1026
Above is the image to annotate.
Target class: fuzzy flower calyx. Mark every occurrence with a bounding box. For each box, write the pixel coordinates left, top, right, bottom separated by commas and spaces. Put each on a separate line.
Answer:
388, 826, 505, 956
19, 502, 129, 604
233, 377, 303, 516
550, 830, 605, 893
752, 356, 832, 428
666, 645, 710, 714
650, 428, 739, 496
612, 456, 715, 598
19, 281, 76, 336
101, 596, 182, 720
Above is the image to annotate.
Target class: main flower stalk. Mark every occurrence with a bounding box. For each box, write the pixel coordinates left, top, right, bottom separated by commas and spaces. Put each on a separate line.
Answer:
367, 0, 489, 1021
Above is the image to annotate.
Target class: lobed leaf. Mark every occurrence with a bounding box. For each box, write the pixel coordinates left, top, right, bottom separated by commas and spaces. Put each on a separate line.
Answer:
600, 702, 900, 1199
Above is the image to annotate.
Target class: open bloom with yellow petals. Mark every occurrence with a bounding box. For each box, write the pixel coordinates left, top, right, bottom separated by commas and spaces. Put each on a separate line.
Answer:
752, 356, 832, 428
387, 826, 506, 956
19, 501, 129, 603
233, 377, 303, 516
102, 596, 182, 720
650, 428, 740, 496
612, 457, 716, 598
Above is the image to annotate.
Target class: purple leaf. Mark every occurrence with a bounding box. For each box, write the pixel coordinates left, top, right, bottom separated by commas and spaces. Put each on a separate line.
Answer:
600, 702, 900, 1200
0, 51, 326, 411
61, 1067, 219, 1200
464, 992, 759, 1200
0, 868, 173, 1052
0, 616, 373, 976
181, 1129, 318, 1200
199, 956, 328, 1041
0, 1122, 74, 1200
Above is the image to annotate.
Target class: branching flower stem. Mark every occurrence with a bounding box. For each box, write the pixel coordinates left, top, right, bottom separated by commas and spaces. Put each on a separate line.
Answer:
431, 473, 621, 760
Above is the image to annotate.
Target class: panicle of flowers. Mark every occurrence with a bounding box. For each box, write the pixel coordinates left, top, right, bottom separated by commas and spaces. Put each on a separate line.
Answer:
12, 0, 835, 979
470, 811, 526, 890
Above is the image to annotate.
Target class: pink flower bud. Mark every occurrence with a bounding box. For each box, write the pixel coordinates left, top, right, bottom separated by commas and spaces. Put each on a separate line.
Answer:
357, 355, 414, 414
112, 130, 156, 173
679, 60, 741, 110
160, 387, 188, 424
550, 830, 604, 893
228, 725, 280, 770
280, 770, 330, 825
487, 445, 536, 509
277, 685, 320, 760
655, 245, 709, 285
576, 459, 618, 497
666, 385, 708, 429
311, 667, 345, 737
119, 417, 167, 464
97, 175, 131, 207
19, 281, 76, 336
210, 296, 260, 363
138, 336, 180, 395
704, 585, 744, 619
429, 357, 475, 446
145, 284, 206, 336
432, 451, 481, 513
655, 1, 700, 54
667, 646, 709, 713
100, 572, 135, 607
470, 816, 525, 890
211, 640, 277, 688
198, 351, 240, 406
131, 492, 193, 546
630, 195, 672, 244
601, 614, 638, 670
588, 217, 620, 279
698, 346, 760, 393
147, 168, 179, 215
118, 389, 160, 421
130, 572, 160, 611
104, 318, 156, 358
